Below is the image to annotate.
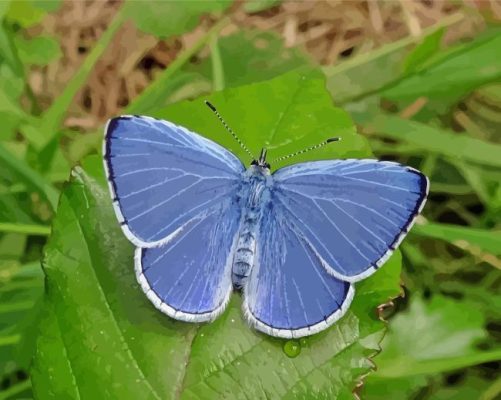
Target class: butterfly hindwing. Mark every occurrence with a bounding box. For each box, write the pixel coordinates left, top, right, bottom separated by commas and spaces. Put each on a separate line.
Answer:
135, 199, 241, 322
103, 115, 244, 247
273, 159, 428, 281
243, 203, 354, 338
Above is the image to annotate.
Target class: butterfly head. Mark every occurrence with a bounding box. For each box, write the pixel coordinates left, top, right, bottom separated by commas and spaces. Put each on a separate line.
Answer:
251, 148, 270, 170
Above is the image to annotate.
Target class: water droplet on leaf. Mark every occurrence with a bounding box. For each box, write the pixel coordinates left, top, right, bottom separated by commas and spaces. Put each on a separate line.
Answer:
283, 340, 301, 358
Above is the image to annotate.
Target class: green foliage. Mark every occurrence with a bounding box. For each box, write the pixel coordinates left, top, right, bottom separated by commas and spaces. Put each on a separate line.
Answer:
363, 295, 501, 399
383, 29, 501, 113
155, 70, 370, 170
402, 27, 444, 74
31, 72, 402, 398
0, 261, 43, 375
367, 114, 501, 168
125, 0, 233, 38
186, 30, 311, 88
412, 222, 501, 256
1, 1, 501, 398
244, 0, 282, 13
14, 35, 61, 66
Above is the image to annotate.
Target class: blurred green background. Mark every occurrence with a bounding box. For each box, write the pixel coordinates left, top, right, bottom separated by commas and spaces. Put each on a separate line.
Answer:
1, 0, 500, 399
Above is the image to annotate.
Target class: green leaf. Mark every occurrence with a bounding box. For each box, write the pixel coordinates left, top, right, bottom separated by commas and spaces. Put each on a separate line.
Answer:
402, 27, 444, 74
412, 222, 501, 256
32, 71, 403, 398
367, 114, 501, 169
185, 30, 311, 88
5, 1, 45, 28
154, 70, 371, 171
14, 35, 62, 66
0, 261, 44, 377
322, 13, 463, 105
125, 0, 232, 38
0, 143, 59, 211
382, 30, 501, 112
368, 295, 498, 380
244, 0, 282, 13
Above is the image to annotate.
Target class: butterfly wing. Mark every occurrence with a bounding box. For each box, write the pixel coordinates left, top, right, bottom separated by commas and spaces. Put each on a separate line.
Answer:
243, 204, 354, 338
272, 159, 428, 281
103, 115, 244, 247
135, 199, 241, 322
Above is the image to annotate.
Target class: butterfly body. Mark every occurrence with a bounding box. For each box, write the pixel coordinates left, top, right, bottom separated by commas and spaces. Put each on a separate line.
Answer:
232, 165, 272, 289
104, 114, 429, 338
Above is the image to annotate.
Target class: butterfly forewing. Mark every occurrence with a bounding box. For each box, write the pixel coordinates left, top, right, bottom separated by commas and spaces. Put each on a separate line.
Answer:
103, 115, 244, 248
272, 159, 429, 282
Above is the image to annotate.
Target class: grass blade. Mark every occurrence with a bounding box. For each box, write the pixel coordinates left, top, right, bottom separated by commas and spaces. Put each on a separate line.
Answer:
367, 114, 501, 168
210, 32, 225, 91
0, 222, 50, 236
412, 222, 501, 256
0, 379, 31, 400
39, 7, 126, 146
0, 143, 58, 210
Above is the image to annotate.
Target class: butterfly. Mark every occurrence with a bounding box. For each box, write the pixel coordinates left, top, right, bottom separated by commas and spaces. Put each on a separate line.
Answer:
103, 101, 428, 339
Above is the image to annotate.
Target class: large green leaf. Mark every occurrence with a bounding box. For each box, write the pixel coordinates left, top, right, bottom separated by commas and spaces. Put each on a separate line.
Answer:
32, 71, 402, 398
153, 70, 371, 171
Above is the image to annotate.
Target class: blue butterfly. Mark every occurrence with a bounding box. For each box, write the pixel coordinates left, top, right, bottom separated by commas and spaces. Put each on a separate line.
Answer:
103, 102, 428, 339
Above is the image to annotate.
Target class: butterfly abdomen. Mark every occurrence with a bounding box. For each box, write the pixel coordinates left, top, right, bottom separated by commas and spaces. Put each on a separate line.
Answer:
232, 204, 261, 289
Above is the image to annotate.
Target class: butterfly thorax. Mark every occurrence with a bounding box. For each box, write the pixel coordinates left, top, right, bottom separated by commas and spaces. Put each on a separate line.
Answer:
232, 166, 272, 289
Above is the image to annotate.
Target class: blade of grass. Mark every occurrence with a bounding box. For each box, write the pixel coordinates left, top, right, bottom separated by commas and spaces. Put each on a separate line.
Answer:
373, 348, 501, 378
0, 301, 36, 313
38, 6, 126, 147
0, 143, 58, 210
126, 17, 230, 114
367, 114, 501, 168
210, 32, 225, 91
323, 13, 464, 103
0, 334, 21, 347
0, 280, 42, 293
0, 222, 50, 236
449, 159, 491, 204
412, 222, 501, 256
480, 376, 501, 400
0, 379, 31, 400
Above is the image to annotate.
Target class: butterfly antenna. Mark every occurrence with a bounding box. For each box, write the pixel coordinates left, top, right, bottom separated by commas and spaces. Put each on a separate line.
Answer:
205, 101, 254, 160
270, 137, 341, 164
